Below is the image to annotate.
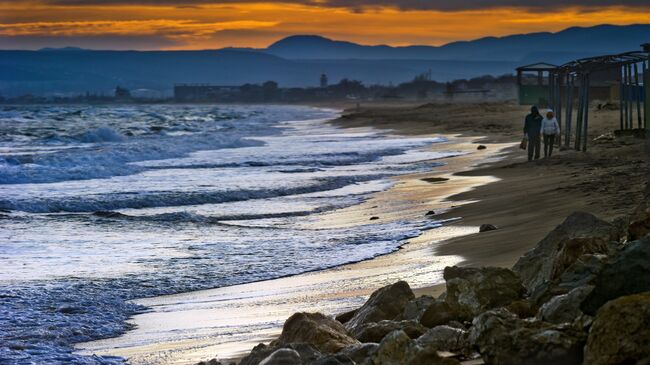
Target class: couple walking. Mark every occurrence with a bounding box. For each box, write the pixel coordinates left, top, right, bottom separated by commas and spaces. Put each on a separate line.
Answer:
523, 106, 560, 161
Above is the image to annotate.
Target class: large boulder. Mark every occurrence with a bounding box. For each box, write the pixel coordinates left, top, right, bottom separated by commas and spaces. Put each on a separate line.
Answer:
364, 330, 459, 365
345, 281, 415, 331
336, 343, 379, 364
240, 343, 321, 365
553, 254, 608, 295
401, 295, 435, 322
443, 266, 525, 320
416, 325, 468, 354
512, 212, 619, 302
419, 299, 461, 328
259, 349, 301, 365
584, 292, 650, 365
309, 354, 355, 365
537, 285, 594, 324
581, 237, 650, 314
273, 312, 359, 353
468, 308, 587, 365
240, 343, 275, 365
350, 320, 426, 343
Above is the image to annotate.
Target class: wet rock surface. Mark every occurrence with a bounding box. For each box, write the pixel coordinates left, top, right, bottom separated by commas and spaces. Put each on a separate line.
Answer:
345, 281, 415, 331
350, 319, 425, 343
273, 312, 359, 353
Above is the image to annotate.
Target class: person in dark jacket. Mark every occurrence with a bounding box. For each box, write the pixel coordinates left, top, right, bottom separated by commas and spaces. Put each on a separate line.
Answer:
523, 106, 543, 161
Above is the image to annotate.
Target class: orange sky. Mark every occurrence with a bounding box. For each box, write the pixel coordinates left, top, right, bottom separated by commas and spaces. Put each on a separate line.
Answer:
1, 2, 649, 49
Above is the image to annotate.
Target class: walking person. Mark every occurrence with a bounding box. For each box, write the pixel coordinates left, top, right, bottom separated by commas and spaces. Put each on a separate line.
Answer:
523, 106, 543, 161
541, 109, 560, 157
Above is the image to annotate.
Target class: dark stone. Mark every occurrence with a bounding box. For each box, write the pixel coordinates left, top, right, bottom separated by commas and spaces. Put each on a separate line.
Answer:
335, 308, 357, 324
443, 266, 526, 320
477, 145, 487, 150
308, 354, 355, 365
369, 216, 379, 221
336, 343, 379, 364
425, 210, 436, 216
479, 224, 497, 232
273, 312, 359, 353
584, 292, 650, 365
401, 295, 435, 322
581, 237, 650, 315
419, 299, 460, 328
512, 212, 619, 303
259, 348, 301, 365
350, 320, 425, 343
345, 281, 415, 331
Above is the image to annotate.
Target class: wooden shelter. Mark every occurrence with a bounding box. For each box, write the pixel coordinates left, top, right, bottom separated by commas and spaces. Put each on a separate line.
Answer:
516, 62, 558, 105
547, 47, 649, 151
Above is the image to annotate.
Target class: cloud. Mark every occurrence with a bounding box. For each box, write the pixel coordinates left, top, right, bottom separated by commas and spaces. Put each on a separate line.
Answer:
26, 0, 650, 11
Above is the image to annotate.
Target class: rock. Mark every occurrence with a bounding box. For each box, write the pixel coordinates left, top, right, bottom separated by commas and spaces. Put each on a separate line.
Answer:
240, 343, 275, 365
350, 320, 425, 343
345, 281, 415, 331
553, 254, 608, 295
512, 212, 619, 303
478, 224, 497, 232
419, 299, 460, 328
336, 343, 379, 364
274, 312, 359, 353
369, 216, 379, 221
425, 210, 436, 216
443, 266, 525, 320
259, 348, 301, 365
505, 299, 538, 319
309, 354, 355, 365
628, 185, 650, 240
582, 237, 650, 315
469, 308, 586, 365
335, 308, 357, 324
365, 330, 458, 365
584, 292, 650, 365
416, 325, 468, 353
197, 359, 223, 365
401, 295, 435, 321
477, 145, 487, 150
537, 285, 594, 324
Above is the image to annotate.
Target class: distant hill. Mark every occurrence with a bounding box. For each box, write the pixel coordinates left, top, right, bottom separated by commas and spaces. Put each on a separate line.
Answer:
265, 24, 650, 61
0, 24, 647, 96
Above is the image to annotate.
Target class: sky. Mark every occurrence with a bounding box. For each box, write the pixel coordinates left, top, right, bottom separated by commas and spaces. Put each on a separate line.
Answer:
1, 1, 649, 50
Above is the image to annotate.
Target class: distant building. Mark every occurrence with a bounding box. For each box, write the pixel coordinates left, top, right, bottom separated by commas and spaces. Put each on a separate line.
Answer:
174, 84, 239, 102
114, 86, 131, 100
320, 74, 328, 88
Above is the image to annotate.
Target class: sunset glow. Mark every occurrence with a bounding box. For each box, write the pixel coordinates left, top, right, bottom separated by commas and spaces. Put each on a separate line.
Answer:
1, 1, 649, 49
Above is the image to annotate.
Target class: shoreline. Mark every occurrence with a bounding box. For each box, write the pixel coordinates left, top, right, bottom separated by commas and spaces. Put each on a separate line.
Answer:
76, 123, 507, 364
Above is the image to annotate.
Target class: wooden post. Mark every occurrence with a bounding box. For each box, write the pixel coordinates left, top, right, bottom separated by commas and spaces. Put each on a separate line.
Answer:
575, 75, 585, 151
548, 72, 555, 109
565, 74, 574, 148
619, 65, 624, 130
582, 74, 590, 152
634, 62, 642, 129
624, 65, 629, 129
556, 72, 563, 147
627, 64, 633, 129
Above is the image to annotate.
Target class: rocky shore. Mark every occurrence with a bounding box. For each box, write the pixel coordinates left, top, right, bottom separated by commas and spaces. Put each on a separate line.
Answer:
199, 181, 650, 365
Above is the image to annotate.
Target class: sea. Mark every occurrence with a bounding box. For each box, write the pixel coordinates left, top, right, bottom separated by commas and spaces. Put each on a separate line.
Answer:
0, 104, 461, 364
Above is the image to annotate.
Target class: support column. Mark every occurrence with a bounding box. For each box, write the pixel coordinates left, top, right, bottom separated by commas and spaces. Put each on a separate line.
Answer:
565, 74, 574, 148
583, 74, 590, 152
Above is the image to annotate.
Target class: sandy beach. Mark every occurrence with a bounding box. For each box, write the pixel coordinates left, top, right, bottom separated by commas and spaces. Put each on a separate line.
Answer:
77, 101, 649, 364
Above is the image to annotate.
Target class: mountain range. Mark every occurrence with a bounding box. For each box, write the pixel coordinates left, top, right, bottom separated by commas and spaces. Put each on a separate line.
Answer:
1, 24, 648, 96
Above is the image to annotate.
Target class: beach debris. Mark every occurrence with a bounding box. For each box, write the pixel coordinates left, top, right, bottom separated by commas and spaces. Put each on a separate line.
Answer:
468, 308, 586, 365
627, 183, 650, 240
476, 145, 487, 150
345, 281, 415, 332
273, 312, 359, 354
593, 133, 615, 142
369, 216, 379, 221
425, 210, 436, 217
421, 177, 449, 184
584, 292, 650, 365
512, 211, 619, 303
536, 285, 594, 324
351, 319, 426, 343
581, 236, 650, 315
259, 348, 301, 365
443, 266, 525, 320
478, 224, 497, 232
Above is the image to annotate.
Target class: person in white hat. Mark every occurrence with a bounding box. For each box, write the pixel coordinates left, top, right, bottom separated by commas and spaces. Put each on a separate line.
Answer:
541, 109, 560, 157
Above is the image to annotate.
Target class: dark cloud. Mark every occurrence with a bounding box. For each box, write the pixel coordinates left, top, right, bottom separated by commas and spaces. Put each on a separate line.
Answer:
37, 0, 650, 11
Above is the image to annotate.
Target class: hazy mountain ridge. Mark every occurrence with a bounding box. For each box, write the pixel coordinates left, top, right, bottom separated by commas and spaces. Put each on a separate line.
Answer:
1, 24, 647, 96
